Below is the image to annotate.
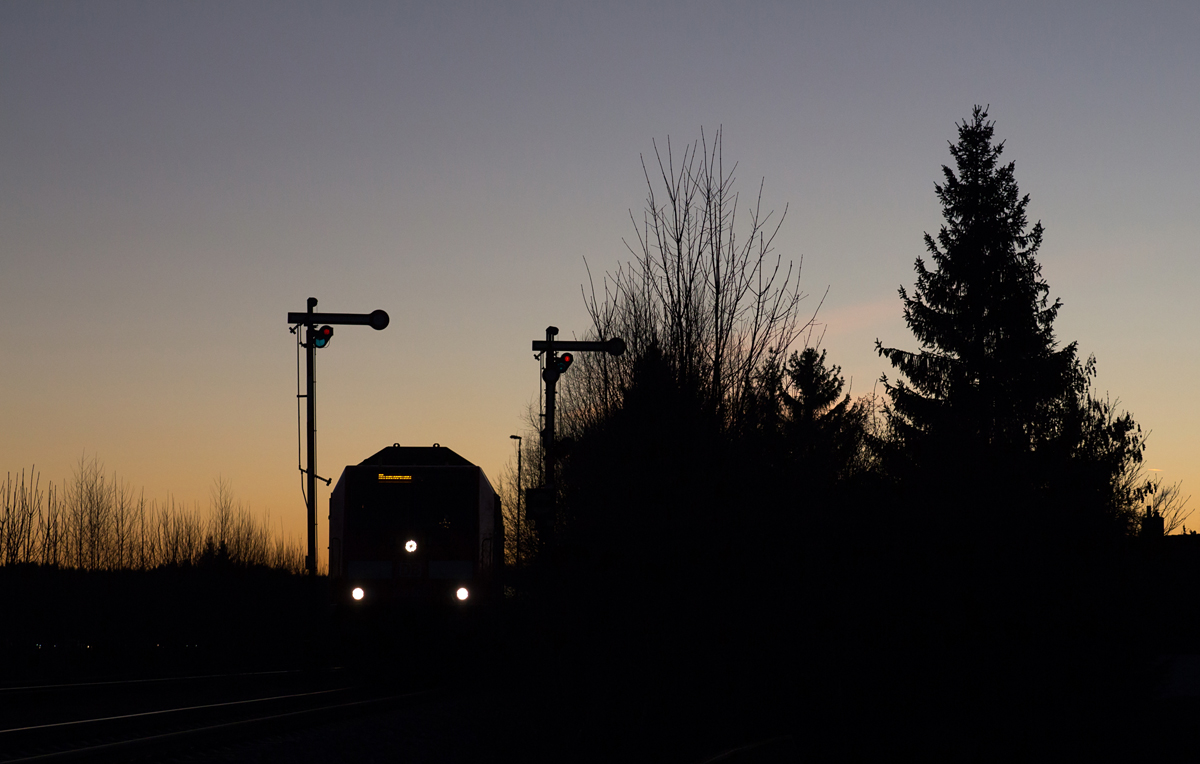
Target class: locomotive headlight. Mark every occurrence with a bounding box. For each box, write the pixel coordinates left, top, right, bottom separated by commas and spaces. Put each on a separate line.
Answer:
351, 587, 365, 601
456, 587, 469, 601
405, 539, 417, 553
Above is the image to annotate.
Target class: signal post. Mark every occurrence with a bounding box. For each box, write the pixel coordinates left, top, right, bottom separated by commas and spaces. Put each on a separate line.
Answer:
287, 298, 389, 576
527, 327, 625, 535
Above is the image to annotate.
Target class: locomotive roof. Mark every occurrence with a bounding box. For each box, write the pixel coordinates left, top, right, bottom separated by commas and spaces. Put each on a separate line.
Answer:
357, 444, 476, 468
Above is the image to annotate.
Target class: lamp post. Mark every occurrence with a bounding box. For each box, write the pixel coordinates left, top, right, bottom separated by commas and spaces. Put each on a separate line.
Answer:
510, 434, 522, 568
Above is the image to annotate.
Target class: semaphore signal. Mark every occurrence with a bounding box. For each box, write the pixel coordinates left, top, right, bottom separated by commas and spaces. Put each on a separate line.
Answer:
287, 297, 389, 576
526, 327, 625, 537
310, 325, 334, 348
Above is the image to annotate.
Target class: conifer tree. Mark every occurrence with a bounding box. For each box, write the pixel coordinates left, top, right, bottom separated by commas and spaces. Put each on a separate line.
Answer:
785, 347, 847, 426
781, 348, 867, 479
877, 106, 1080, 457
876, 107, 1143, 533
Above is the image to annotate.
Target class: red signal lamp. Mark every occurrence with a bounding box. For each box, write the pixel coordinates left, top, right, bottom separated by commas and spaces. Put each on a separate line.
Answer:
311, 325, 334, 349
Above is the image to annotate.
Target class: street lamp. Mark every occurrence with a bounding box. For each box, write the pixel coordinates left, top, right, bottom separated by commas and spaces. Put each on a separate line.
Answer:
510, 434, 522, 568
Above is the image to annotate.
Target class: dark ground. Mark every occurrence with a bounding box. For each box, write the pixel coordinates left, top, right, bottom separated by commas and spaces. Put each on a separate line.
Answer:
3, 548, 1200, 762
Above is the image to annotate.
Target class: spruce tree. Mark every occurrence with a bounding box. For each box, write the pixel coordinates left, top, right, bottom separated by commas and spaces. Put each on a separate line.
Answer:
878, 106, 1080, 458
782, 348, 866, 480
877, 106, 1144, 536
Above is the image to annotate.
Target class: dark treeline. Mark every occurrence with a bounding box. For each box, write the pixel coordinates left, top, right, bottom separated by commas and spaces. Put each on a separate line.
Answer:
501, 113, 1196, 760
1, 460, 306, 571
0, 461, 314, 682
0, 563, 322, 682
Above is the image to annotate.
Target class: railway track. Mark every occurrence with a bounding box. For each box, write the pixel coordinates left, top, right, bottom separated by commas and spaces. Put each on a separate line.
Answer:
1, 667, 796, 762
0, 668, 430, 762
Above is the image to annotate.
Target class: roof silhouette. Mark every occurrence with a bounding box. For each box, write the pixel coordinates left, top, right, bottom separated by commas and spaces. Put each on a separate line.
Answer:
356, 444, 476, 467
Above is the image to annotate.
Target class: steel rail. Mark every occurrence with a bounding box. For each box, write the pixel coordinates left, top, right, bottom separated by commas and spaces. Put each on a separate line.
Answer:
1, 689, 431, 763
693, 734, 796, 764
0, 668, 336, 694
0, 687, 347, 735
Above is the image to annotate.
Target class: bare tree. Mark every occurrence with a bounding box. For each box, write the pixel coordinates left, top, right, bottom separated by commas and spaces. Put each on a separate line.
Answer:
112, 478, 134, 570
40, 482, 63, 567
1147, 478, 1194, 535
63, 455, 114, 570
499, 417, 541, 570
210, 476, 236, 558
1, 457, 311, 573
565, 128, 819, 434
1, 470, 42, 564
135, 490, 151, 570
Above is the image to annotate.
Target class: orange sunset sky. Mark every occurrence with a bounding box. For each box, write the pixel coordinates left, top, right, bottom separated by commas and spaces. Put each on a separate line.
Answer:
3, 2, 1197, 564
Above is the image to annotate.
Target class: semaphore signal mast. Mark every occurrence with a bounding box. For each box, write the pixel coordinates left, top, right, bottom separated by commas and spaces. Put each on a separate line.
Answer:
287, 297, 389, 576
526, 326, 625, 536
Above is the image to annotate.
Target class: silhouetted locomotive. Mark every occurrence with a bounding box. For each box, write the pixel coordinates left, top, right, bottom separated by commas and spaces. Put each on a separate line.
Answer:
329, 444, 502, 605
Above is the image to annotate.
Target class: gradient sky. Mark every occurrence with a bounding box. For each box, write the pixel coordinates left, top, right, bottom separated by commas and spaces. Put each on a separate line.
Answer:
3, 1, 1198, 556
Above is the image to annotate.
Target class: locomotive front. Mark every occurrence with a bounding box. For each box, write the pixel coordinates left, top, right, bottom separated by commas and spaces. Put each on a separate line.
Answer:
329, 444, 502, 606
